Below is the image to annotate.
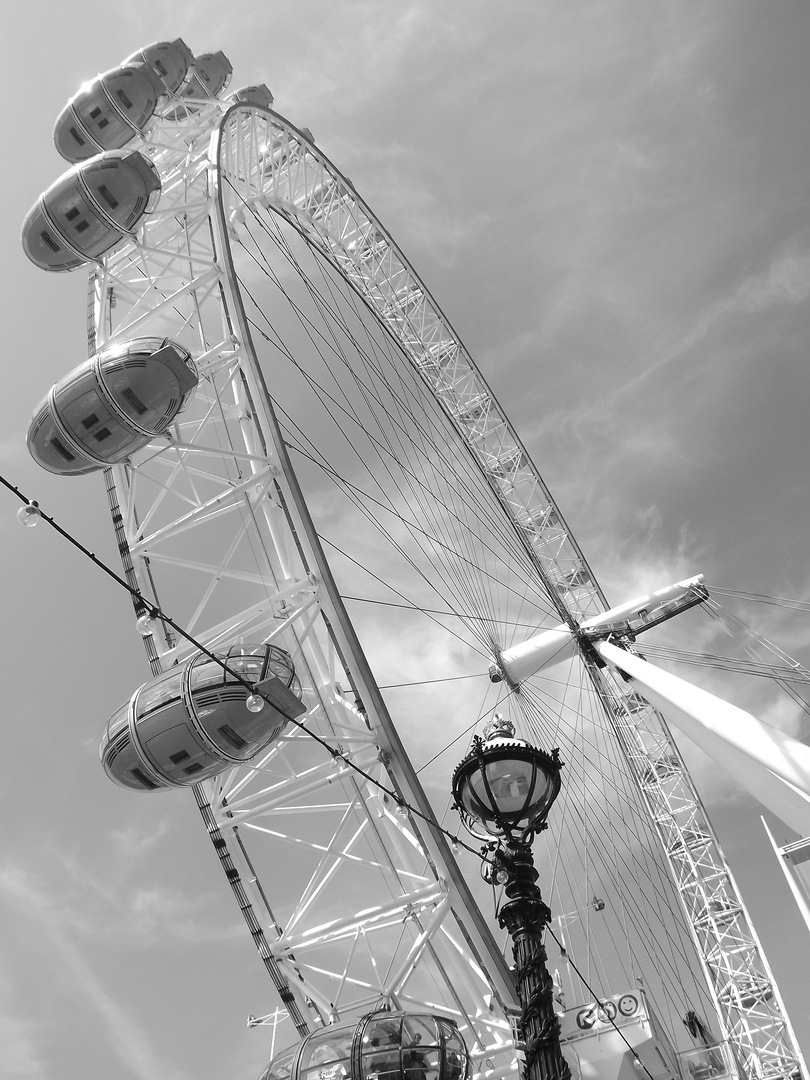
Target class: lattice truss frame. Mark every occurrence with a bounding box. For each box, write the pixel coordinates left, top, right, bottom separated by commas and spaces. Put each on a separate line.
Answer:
87, 103, 520, 1080
82, 95, 803, 1080
215, 106, 801, 1080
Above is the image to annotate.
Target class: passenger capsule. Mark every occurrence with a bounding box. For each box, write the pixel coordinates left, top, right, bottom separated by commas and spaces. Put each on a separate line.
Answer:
27, 338, 197, 475
22, 150, 161, 272
54, 63, 166, 162
230, 84, 274, 109
261, 1010, 469, 1080
100, 645, 306, 792
121, 38, 194, 93
166, 52, 233, 119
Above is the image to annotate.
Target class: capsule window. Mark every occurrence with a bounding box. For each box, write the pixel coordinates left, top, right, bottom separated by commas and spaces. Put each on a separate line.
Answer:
50, 437, 76, 462
131, 767, 159, 790
116, 88, 134, 109
50, 175, 120, 255
136, 670, 183, 717
121, 386, 148, 415
55, 380, 133, 461
28, 406, 96, 475
40, 231, 60, 253
218, 724, 248, 751
98, 184, 119, 209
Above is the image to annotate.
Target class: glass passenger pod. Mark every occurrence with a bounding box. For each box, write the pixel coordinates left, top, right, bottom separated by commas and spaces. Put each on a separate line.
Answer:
21, 150, 161, 272
53, 62, 166, 162
121, 39, 194, 93
164, 52, 233, 120
100, 645, 305, 792
26, 338, 197, 475
261, 1012, 469, 1080
230, 84, 274, 109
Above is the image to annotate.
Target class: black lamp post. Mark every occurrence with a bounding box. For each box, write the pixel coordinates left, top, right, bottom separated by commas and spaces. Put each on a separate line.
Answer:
451, 715, 570, 1080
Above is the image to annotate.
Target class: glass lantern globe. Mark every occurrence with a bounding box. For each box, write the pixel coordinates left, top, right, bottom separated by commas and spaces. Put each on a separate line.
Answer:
451, 716, 562, 841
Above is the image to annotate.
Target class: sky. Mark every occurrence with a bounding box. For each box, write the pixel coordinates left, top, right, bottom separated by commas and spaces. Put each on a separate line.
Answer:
2, 1, 810, 1077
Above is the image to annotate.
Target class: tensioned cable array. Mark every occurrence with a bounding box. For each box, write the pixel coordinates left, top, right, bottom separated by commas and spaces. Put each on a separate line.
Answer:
230, 207, 717, 1031
4, 473, 704, 1053
1, 475, 481, 861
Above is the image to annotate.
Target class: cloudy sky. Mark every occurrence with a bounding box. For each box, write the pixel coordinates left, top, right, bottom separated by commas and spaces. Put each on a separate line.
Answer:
2, 1, 810, 1076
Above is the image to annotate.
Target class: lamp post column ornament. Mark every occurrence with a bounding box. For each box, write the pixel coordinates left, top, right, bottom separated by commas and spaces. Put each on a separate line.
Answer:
493, 841, 568, 1080
451, 716, 571, 1080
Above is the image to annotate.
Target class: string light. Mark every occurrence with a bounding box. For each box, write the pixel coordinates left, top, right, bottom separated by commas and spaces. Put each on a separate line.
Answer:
0, 474, 484, 861
2, 475, 688, 1067
16, 502, 41, 527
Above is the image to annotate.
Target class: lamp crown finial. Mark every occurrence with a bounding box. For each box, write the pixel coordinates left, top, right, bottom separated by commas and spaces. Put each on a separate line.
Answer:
482, 713, 515, 742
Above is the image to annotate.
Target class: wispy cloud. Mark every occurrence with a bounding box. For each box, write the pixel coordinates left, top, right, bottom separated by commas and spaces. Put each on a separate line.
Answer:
0, 971, 49, 1079
606, 249, 810, 404
0, 867, 194, 1080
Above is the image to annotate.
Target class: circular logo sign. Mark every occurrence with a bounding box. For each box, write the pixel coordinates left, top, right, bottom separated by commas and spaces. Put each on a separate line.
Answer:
618, 994, 639, 1017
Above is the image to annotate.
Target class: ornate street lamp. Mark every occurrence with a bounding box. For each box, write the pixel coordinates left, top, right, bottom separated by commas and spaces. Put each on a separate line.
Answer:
451, 715, 570, 1080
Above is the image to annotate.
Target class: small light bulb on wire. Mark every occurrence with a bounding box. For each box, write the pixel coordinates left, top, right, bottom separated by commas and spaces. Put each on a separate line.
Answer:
136, 614, 155, 636
17, 502, 41, 527
245, 693, 265, 713
394, 802, 408, 818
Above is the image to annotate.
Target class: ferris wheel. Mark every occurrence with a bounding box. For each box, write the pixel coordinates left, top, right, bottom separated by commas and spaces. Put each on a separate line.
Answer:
19, 38, 807, 1080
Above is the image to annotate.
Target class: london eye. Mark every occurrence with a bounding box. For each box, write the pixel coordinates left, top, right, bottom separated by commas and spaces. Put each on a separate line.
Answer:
12, 30, 810, 1080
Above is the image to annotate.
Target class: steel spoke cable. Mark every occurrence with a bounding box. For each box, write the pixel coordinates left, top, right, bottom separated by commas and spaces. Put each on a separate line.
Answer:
321, 257, 508, 648
315, 532, 491, 661
239, 208, 548, 624
709, 586, 810, 613
222, 174, 708, 1019
0, 483, 706, 1031
283, 433, 542, 648
248, 312, 508, 647
0, 474, 486, 861
237, 278, 548, 635
279, 426, 498, 655
239, 270, 533, 643
516, 678, 706, 985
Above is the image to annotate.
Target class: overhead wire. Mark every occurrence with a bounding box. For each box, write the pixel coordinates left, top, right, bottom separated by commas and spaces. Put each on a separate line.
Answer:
0, 475, 482, 862
228, 208, 717, 1028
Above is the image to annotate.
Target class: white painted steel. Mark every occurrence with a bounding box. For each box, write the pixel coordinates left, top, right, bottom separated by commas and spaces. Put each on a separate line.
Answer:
67, 72, 805, 1080
762, 820, 810, 944
497, 575, 706, 687
595, 639, 810, 837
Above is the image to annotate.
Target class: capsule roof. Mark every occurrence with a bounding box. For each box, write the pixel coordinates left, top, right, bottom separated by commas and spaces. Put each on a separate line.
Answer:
165, 52, 233, 119
54, 62, 166, 162
230, 84, 274, 109
22, 150, 161, 272
182, 51, 233, 98
121, 39, 194, 93
261, 1011, 469, 1080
